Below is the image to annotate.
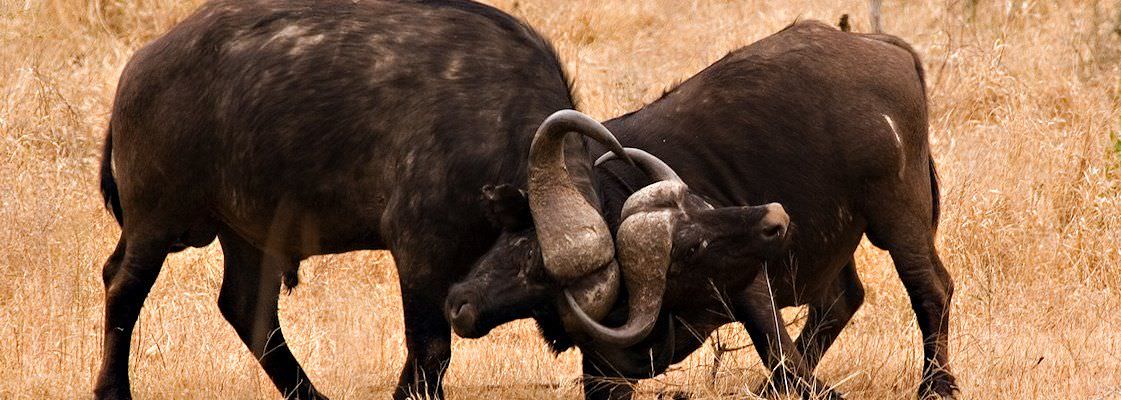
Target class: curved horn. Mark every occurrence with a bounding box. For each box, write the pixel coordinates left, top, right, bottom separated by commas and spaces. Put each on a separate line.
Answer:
527, 109, 630, 282
564, 157, 688, 346
564, 146, 689, 347
562, 260, 621, 323
579, 315, 676, 378
595, 148, 683, 184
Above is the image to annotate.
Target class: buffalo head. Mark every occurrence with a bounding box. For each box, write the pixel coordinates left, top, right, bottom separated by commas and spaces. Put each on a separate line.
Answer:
446, 123, 791, 348
444, 109, 630, 339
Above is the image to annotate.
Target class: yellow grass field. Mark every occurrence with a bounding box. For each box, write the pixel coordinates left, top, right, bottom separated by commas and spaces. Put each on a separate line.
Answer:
2, 0, 1120, 398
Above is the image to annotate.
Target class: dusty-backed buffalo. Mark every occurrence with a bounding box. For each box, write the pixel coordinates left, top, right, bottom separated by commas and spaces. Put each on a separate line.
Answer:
446, 21, 958, 400
96, 1, 635, 399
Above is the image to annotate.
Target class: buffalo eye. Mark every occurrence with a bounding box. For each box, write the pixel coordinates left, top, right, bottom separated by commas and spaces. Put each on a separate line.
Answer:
685, 244, 698, 258
525, 241, 539, 261
687, 239, 710, 260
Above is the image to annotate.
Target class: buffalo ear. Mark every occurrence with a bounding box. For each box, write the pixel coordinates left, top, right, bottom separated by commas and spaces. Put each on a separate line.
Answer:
480, 184, 532, 231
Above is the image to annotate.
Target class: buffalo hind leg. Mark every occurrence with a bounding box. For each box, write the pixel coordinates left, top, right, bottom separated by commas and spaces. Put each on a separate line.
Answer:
886, 244, 957, 399
795, 259, 865, 372
735, 275, 843, 400
217, 230, 324, 399
94, 234, 171, 399
865, 181, 959, 399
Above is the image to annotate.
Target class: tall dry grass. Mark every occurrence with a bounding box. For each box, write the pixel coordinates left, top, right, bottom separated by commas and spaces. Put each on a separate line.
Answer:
2, 0, 1120, 398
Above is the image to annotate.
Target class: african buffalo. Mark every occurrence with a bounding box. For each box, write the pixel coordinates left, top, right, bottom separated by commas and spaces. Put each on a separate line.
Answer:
446, 21, 958, 400
95, 1, 626, 398
95, 1, 787, 399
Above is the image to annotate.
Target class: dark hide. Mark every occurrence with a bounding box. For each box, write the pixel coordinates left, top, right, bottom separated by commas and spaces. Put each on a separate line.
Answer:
450, 21, 957, 400
95, 1, 596, 399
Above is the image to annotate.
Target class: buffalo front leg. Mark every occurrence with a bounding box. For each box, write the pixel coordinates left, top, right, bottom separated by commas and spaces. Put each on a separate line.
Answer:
581, 357, 637, 400
392, 251, 454, 400
383, 199, 474, 400
795, 259, 865, 372
216, 230, 324, 399
735, 274, 843, 400
94, 235, 170, 399
394, 283, 452, 400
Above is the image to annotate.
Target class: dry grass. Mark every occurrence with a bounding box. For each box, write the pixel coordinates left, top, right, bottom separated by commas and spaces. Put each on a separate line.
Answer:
2, 0, 1120, 398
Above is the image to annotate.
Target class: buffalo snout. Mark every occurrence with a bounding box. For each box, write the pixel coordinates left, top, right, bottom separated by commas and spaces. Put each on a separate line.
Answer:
445, 287, 484, 338
759, 203, 790, 241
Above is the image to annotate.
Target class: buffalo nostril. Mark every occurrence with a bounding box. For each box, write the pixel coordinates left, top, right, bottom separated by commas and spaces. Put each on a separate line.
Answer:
455, 302, 471, 319
448, 299, 476, 324
447, 297, 467, 318
446, 295, 482, 338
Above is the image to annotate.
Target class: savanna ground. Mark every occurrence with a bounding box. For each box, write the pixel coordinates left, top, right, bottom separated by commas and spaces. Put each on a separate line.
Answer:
2, 0, 1121, 398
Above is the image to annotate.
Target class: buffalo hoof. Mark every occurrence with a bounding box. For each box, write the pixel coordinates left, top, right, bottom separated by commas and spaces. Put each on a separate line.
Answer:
920, 389, 960, 400
92, 384, 131, 400
919, 373, 960, 400
809, 388, 846, 400
297, 388, 330, 400
656, 390, 691, 400
755, 378, 844, 400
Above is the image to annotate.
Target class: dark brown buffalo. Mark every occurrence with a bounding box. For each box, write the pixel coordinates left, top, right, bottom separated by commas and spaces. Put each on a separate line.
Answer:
96, 1, 634, 399
446, 21, 958, 400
